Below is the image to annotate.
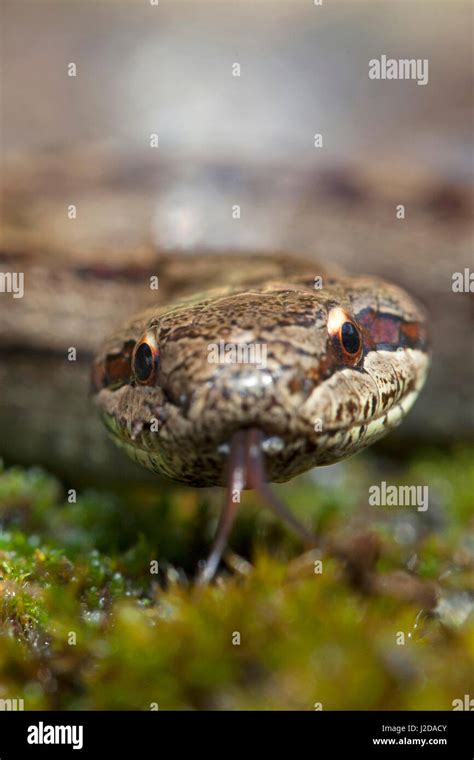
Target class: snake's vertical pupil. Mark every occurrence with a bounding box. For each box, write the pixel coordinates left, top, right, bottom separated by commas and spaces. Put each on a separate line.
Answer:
134, 342, 155, 381
341, 321, 360, 354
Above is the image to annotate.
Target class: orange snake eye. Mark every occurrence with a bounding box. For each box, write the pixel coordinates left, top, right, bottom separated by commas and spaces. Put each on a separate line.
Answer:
327, 307, 363, 364
340, 321, 361, 355
132, 335, 160, 384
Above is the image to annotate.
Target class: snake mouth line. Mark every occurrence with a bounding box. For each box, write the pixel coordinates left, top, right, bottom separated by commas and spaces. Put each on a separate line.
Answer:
320, 387, 421, 435
103, 385, 418, 457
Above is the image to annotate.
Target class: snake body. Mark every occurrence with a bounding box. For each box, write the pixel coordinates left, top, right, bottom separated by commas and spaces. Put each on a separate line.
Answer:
92, 254, 430, 488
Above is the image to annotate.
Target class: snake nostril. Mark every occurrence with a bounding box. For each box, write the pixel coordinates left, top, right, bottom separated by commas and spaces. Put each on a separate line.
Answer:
160, 381, 191, 414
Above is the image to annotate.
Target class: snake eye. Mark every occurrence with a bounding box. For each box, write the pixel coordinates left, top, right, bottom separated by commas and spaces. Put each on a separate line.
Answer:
341, 321, 360, 355
328, 307, 363, 364
133, 335, 160, 384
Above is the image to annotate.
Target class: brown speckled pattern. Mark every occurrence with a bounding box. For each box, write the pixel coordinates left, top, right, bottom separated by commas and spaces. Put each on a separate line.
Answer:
93, 256, 430, 487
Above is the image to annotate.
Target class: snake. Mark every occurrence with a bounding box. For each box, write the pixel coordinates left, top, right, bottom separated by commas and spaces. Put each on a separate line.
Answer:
91, 252, 430, 579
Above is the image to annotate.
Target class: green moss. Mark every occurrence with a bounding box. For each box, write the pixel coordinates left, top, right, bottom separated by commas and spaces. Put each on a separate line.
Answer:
0, 447, 472, 710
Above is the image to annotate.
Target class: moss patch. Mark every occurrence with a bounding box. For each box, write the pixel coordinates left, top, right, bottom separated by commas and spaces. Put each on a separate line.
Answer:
0, 448, 473, 710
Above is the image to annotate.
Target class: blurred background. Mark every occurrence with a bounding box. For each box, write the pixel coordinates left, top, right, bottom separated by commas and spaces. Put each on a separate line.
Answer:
2, 1, 472, 170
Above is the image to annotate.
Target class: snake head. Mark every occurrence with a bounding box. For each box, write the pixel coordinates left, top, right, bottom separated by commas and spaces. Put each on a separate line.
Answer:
92, 273, 430, 487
